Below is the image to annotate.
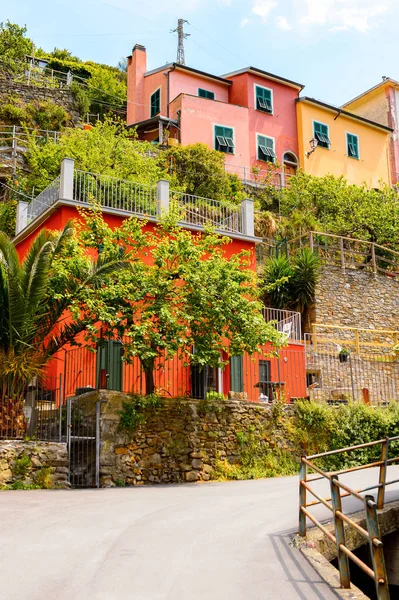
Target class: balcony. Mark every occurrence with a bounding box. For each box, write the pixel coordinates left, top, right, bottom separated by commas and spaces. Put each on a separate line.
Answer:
263, 307, 302, 342
16, 158, 259, 242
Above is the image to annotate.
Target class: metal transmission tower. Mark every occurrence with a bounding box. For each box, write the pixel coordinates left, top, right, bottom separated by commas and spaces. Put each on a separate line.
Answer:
171, 19, 190, 65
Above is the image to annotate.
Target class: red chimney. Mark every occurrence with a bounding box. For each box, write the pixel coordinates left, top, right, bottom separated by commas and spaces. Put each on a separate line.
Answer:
127, 44, 147, 125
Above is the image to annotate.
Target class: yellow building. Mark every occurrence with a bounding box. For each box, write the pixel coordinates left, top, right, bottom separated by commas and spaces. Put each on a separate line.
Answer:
296, 97, 392, 188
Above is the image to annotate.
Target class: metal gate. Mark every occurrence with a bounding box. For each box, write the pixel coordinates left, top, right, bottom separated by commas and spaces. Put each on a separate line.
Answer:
66, 397, 101, 488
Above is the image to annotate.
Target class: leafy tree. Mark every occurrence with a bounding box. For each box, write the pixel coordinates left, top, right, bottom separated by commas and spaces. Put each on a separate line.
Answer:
0, 21, 32, 67
162, 143, 244, 203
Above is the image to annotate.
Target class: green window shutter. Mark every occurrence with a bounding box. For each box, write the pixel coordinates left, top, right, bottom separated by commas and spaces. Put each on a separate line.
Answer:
215, 126, 234, 153
255, 86, 273, 113
314, 121, 330, 148
96, 340, 123, 391
150, 89, 160, 118
198, 88, 215, 100
347, 133, 359, 158
257, 135, 276, 163
230, 356, 244, 393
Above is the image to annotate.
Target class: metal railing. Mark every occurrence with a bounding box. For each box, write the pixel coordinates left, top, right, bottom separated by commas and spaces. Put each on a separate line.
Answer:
171, 190, 243, 234
27, 175, 60, 221
223, 163, 295, 188
72, 170, 158, 216
299, 439, 399, 599
0, 57, 75, 89
265, 231, 399, 276
263, 307, 302, 342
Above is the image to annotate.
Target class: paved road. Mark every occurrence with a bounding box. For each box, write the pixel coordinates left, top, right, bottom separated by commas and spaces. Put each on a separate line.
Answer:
1, 467, 399, 600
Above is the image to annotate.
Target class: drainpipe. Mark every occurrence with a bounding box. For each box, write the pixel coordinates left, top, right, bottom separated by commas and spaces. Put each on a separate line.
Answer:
176, 110, 181, 144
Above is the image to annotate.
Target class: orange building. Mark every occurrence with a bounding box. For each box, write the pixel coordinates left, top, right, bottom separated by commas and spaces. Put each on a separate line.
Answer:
14, 158, 307, 403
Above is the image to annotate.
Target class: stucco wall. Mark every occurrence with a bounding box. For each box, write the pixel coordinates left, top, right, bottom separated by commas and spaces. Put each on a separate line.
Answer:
296, 101, 391, 187
0, 441, 69, 489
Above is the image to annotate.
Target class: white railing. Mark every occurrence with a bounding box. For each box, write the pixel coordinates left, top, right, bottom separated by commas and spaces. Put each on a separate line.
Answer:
73, 170, 157, 217
27, 176, 60, 221
263, 307, 302, 341
171, 190, 243, 234
224, 163, 295, 188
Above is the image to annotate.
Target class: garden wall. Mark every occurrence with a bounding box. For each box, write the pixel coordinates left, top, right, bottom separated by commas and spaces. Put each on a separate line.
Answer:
0, 440, 69, 489
81, 390, 297, 487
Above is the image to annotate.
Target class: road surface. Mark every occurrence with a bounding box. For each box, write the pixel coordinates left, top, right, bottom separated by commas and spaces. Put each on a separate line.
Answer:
1, 467, 399, 599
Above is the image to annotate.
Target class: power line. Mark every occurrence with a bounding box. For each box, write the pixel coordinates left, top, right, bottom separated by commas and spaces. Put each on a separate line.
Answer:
0, 181, 34, 200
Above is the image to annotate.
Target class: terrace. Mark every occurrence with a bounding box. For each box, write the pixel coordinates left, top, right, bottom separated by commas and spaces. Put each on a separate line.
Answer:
15, 158, 258, 243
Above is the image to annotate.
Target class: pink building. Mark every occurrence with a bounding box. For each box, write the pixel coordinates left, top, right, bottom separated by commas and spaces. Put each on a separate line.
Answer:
126, 45, 304, 182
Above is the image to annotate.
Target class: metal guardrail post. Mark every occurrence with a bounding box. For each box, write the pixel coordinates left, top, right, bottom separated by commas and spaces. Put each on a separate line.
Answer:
95, 401, 101, 489
299, 456, 307, 537
330, 475, 351, 589
58, 373, 63, 442
377, 437, 389, 509
364, 495, 390, 600
371, 243, 377, 277
340, 236, 346, 271
309, 231, 314, 252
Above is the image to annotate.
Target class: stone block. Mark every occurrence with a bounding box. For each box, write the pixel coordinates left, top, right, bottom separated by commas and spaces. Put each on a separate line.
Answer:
185, 470, 200, 482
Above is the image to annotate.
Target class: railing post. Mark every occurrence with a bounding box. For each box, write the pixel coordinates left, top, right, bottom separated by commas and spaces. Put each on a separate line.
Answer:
340, 236, 346, 271
15, 200, 29, 234
330, 475, 351, 589
299, 456, 307, 537
156, 179, 170, 217
59, 157, 75, 201
240, 198, 255, 237
364, 495, 390, 600
355, 330, 361, 356
312, 323, 318, 353
95, 401, 101, 489
58, 373, 63, 442
377, 437, 389, 509
309, 231, 314, 252
371, 243, 377, 277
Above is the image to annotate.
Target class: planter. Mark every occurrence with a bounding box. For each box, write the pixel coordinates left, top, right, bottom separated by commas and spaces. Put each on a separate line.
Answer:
339, 354, 349, 363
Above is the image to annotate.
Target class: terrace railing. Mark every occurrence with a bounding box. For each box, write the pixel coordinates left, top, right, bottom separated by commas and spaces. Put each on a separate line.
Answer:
171, 190, 243, 234
20, 159, 255, 239
263, 307, 302, 342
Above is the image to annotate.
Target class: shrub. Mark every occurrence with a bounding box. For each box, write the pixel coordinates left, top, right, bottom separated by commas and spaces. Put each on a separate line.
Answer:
118, 393, 162, 435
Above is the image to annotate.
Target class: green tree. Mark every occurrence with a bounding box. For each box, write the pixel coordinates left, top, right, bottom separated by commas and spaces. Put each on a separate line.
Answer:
0, 21, 32, 68
163, 143, 244, 203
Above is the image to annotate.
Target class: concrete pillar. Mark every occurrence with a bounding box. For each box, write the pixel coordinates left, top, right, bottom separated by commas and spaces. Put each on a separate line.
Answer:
241, 198, 255, 237
15, 200, 29, 234
59, 158, 74, 201
156, 179, 170, 217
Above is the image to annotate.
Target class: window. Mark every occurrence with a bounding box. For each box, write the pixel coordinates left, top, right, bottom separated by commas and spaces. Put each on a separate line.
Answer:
313, 121, 331, 149
230, 356, 244, 393
150, 89, 160, 118
258, 359, 272, 401
255, 85, 273, 114
257, 135, 276, 163
347, 133, 359, 159
214, 125, 234, 153
198, 88, 215, 100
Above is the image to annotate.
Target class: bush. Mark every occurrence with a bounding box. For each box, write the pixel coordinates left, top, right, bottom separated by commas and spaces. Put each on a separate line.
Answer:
118, 393, 162, 435
70, 82, 91, 117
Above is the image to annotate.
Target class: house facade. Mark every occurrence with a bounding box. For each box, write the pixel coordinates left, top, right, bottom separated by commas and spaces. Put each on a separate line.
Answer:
343, 78, 399, 185
13, 158, 306, 403
126, 45, 304, 184
296, 97, 392, 188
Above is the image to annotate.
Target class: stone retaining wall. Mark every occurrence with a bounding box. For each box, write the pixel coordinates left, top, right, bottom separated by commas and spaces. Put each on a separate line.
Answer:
0, 440, 69, 489
79, 390, 297, 487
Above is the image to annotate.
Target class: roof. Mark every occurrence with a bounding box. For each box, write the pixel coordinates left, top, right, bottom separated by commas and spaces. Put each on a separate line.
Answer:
296, 96, 393, 133
342, 77, 399, 108
144, 63, 232, 85
126, 115, 178, 130
222, 66, 304, 91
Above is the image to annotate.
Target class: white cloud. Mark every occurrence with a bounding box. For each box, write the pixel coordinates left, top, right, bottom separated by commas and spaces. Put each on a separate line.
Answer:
240, 17, 252, 27
275, 15, 293, 30
252, 0, 278, 20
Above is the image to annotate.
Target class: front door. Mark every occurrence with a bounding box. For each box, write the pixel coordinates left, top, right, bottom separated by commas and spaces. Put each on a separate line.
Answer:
96, 339, 123, 391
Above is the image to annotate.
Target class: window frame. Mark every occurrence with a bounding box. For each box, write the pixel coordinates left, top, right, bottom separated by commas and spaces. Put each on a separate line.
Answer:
214, 124, 235, 154
198, 88, 215, 100
256, 133, 276, 163
346, 131, 360, 160
313, 120, 331, 149
254, 84, 274, 115
150, 87, 161, 118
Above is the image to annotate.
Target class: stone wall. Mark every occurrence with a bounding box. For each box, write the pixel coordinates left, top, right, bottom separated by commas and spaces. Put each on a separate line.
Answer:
0, 76, 82, 126
80, 390, 297, 487
0, 440, 69, 489
311, 266, 399, 343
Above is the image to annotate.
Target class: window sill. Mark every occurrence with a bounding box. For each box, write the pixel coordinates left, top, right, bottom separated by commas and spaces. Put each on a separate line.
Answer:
256, 108, 273, 115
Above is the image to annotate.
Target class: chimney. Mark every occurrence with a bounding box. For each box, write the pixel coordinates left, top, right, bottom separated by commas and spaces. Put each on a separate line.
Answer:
127, 44, 147, 125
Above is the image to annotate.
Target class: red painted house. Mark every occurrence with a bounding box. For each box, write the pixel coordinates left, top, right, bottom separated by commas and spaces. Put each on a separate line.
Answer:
126, 45, 304, 184
14, 159, 306, 402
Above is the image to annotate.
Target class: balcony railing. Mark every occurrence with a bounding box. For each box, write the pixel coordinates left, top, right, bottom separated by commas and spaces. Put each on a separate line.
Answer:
263, 307, 302, 342
19, 159, 256, 239
171, 190, 242, 233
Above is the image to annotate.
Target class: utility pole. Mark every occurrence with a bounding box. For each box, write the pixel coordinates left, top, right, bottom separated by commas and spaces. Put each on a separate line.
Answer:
171, 19, 190, 65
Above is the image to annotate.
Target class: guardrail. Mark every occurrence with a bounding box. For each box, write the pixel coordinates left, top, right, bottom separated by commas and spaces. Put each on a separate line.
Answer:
299, 439, 399, 599
171, 190, 243, 234
27, 175, 60, 221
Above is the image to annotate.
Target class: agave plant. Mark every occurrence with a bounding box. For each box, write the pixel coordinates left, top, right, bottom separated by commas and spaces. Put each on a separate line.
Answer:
262, 254, 294, 309
290, 248, 321, 313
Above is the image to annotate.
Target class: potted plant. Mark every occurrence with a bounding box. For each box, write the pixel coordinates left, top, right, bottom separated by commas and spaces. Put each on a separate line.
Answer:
339, 348, 350, 363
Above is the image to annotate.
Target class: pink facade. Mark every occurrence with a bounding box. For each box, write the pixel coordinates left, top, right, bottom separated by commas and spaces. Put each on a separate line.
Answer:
126, 46, 304, 178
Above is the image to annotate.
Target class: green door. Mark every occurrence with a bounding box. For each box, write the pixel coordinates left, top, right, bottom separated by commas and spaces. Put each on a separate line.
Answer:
230, 355, 244, 393
96, 340, 123, 391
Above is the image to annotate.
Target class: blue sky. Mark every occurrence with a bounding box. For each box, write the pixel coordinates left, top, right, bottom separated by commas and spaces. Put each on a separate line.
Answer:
5, 0, 398, 105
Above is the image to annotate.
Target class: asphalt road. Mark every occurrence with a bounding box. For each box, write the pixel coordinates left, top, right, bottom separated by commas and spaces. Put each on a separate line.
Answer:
1, 467, 399, 600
